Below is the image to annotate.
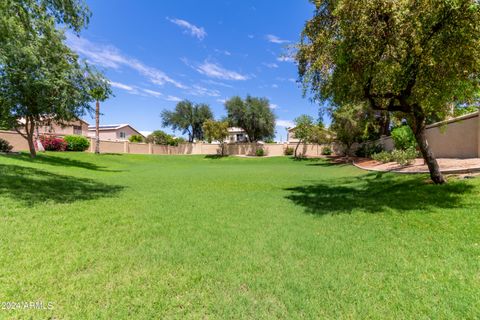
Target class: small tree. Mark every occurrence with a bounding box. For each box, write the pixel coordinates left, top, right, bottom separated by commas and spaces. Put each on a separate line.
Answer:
330, 104, 366, 158
161, 100, 213, 142
292, 115, 314, 158
225, 95, 276, 142
129, 134, 144, 143
203, 120, 229, 156
0, 20, 108, 157
146, 130, 178, 146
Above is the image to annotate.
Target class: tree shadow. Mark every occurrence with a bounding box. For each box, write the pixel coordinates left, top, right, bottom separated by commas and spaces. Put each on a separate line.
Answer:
285, 172, 475, 215
204, 155, 229, 159
1, 153, 123, 172
0, 164, 125, 207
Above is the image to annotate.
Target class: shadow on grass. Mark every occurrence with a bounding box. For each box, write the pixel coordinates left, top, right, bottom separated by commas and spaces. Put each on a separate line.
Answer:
0, 164, 124, 206
285, 172, 475, 215
204, 155, 229, 159
1, 153, 123, 172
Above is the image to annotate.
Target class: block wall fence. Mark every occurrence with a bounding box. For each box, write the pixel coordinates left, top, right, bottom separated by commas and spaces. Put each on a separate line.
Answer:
1, 111, 479, 158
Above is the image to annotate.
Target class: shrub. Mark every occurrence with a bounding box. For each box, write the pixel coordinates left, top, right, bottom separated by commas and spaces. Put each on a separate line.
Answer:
391, 147, 417, 166
322, 146, 332, 155
391, 125, 417, 150
372, 151, 393, 163
356, 143, 382, 157
256, 148, 265, 157
64, 135, 90, 151
129, 134, 144, 143
40, 136, 67, 151
284, 147, 294, 156
0, 138, 13, 153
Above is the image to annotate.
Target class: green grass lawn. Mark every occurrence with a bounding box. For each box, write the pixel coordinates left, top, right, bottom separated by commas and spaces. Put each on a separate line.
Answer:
0, 152, 479, 319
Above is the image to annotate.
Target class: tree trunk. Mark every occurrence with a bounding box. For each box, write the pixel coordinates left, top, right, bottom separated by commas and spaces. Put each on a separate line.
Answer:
95, 100, 100, 154
414, 125, 445, 184
295, 139, 302, 158
25, 117, 37, 158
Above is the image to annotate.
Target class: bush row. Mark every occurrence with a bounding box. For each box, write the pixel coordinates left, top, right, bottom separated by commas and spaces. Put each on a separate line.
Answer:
40, 135, 90, 152
371, 147, 419, 166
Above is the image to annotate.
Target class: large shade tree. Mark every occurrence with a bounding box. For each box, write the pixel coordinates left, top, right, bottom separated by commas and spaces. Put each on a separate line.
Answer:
0, 0, 107, 157
225, 95, 276, 142
161, 100, 213, 143
297, 0, 480, 184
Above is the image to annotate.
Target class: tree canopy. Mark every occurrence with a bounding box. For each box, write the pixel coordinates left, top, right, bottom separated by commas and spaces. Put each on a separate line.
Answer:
161, 100, 213, 143
0, 1, 107, 157
297, 0, 480, 183
203, 119, 229, 155
225, 95, 276, 142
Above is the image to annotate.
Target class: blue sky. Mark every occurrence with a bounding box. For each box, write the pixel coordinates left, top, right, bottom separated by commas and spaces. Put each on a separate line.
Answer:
68, 0, 320, 141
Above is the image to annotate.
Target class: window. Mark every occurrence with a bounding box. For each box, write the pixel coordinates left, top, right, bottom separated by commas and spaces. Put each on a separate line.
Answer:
73, 125, 82, 135
119, 131, 126, 139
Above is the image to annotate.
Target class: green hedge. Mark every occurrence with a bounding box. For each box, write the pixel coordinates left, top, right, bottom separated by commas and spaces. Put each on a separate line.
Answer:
64, 135, 90, 151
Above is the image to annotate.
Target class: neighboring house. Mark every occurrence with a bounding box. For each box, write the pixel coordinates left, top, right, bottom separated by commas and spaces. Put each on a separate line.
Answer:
287, 127, 299, 143
88, 124, 145, 141
18, 118, 90, 136
228, 127, 249, 143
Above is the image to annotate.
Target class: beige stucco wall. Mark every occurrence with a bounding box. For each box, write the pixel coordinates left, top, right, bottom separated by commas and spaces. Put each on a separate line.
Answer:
370, 113, 479, 158
425, 115, 478, 158
0, 130, 29, 151
129, 143, 150, 154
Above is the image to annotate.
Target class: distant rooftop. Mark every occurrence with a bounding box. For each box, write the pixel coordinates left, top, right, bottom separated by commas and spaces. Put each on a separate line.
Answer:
88, 124, 129, 131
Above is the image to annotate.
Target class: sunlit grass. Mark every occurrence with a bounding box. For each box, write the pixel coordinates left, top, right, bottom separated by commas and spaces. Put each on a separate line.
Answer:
0, 152, 479, 318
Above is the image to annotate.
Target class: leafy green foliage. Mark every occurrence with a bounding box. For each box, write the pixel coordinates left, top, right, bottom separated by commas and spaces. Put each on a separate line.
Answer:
355, 143, 383, 158
146, 130, 179, 146
297, 0, 480, 183
321, 146, 332, 155
202, 120, 229, 144
372, 151, 393, 163
0, 138, 13, 153
391, 147, 418, 166
255, 148, 265, 157
128, 135, 144, 143
203, 120, 229, 155
225, 95, 276, 142
330, 104, 368, 156
391, 126, 417, 150
161, 100, 213, 143
284, 147, 294, 156
0, 1, 109, 157
64, 135, 90, 151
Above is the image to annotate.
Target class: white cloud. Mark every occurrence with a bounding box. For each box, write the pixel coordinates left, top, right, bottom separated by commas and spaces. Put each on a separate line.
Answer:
166, 95, 182, 102
277, 56, 295, 63
270, 103, 279, 109
263, 62, 279, 69
142, 89, 162, 97
167, 17, 207, 40
196, 61, 248, 81
276, 119, 294, 128
67, 34, 185, 89
217, 98, 227, 104
110, 81, 135, 91
214, 49, 231, 56
189, 85, 220, 97
203, 79, 233, 88
272, 84, 279, 88
266, 34, 290, 44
